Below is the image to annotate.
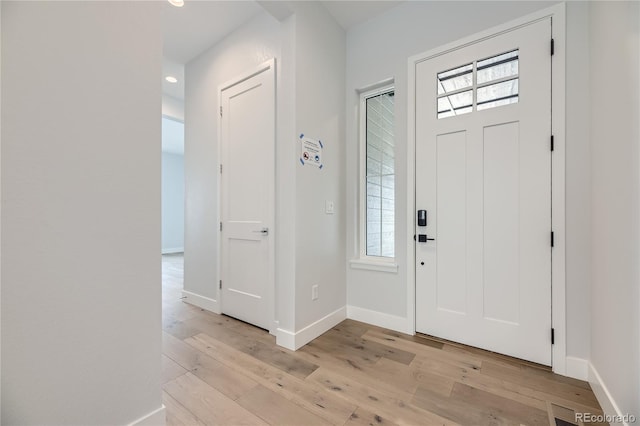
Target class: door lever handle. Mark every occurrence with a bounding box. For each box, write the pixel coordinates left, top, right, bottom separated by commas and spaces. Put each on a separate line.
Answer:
417, 234, 435, 243
253, 228, 269, 235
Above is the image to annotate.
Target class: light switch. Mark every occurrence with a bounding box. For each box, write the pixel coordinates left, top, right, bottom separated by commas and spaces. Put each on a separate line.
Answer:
325, 200, 334, 214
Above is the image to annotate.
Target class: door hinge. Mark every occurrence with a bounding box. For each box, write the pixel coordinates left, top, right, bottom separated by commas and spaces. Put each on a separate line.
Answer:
551, 231, 555, 248
550, 38, 555, 56
220, 222, 222, 231
220, 106, 223, 117
220, 164, 223, 174
219, 280, 222, 289
550, 135, 554, 152
551, 328, 555, 344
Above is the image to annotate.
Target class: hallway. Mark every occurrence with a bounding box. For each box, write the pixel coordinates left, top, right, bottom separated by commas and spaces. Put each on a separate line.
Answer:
161, 254, 604, 425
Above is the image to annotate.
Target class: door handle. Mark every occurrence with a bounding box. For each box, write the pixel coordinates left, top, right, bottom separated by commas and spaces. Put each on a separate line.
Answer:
417, 234, 435, 243
253, 228, 269, 235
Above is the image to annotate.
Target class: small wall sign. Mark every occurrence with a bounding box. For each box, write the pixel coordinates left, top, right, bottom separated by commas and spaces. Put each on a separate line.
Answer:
299, 134, 323, 169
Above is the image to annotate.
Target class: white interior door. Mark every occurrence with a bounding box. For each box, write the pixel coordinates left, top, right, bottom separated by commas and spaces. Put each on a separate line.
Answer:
220, 61, 275, 331
415, 19, 552, 365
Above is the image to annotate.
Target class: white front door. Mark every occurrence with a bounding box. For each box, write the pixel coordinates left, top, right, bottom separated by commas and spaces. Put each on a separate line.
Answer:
415, 19, 552, 365
220, 61, 275, 331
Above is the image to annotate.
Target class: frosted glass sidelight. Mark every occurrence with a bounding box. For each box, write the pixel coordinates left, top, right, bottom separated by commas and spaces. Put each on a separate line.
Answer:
365, 90, 395, 258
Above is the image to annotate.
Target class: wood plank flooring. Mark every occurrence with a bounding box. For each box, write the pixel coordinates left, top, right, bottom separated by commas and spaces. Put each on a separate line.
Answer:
162, 254, 604, 426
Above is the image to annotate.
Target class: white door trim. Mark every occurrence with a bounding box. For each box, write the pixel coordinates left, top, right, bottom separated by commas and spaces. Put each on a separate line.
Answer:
407, 3, 567, 374
217, 58, 277, 335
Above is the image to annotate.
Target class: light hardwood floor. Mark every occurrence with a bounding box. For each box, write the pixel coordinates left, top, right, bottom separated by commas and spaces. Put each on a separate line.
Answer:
162, 254, 604, 426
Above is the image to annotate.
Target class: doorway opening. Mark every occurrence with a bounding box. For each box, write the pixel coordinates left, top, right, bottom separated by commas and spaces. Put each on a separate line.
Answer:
161, 115, 185, 256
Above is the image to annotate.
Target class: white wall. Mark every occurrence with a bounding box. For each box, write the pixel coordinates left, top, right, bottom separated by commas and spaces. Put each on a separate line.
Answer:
588, 1, 639, 418
184, 4, 346, 345
292, 2, 346, 334
184, 11, 281, 308
275, 13, 297, 335
0, 1, 3, 419
565, 0, 592, 365
163, 94, 185, 122
345, 1, 594, 361
1, 2, 163, 424
162, 152, 185, 253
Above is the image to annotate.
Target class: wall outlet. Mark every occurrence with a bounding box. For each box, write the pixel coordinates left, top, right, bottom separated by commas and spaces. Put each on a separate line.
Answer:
312, 284, 319, 301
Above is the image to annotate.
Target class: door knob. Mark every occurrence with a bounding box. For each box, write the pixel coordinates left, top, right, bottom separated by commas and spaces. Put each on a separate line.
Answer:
417, 234, 435, 243
253, 228, 269, 235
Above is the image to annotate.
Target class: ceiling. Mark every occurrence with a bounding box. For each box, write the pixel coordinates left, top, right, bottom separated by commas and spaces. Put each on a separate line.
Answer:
162, 1, 263, 65
161, 0, 404, 101
162, 1, 263, 101
162, 58, 185, 100
321, 1, 403, 30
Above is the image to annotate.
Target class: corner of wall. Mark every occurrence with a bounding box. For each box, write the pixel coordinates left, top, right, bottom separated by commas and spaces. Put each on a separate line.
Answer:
277, 306, 346, 351
274, 11, 298, 336
346, 305, 410, 335
0, 0, 3, 419
588, 363, 632, 425
565, 356, 589, 381
588, 1, 640, 419
128, 406, 166, 426
275, 328, 296, 351
290, 1, 347, 338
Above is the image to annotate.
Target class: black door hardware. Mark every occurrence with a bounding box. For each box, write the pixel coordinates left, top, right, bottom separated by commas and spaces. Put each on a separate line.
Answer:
417, 210, 427, 227
418, 234, 435, 243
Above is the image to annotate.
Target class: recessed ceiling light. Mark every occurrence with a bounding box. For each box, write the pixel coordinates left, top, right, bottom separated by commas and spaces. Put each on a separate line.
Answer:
168, 0, 184, 7
165, 76, 178, 84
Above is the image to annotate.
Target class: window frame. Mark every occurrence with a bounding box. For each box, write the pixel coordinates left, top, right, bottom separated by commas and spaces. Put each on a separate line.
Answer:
437, 49, 520, 119
352, 82, 398, 273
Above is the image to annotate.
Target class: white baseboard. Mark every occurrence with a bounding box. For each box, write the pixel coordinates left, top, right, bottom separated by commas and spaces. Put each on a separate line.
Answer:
270, 320, 279, 337
182, 290, 220, 314
295, 306, 346, 349
347, 305, 409, 334
565, 356, 589, 381
128, 405, 166, 426
276, 306, 347, 351
161, 247, 184, 254
276, 327, 296, 350
588, 362, 630, 425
